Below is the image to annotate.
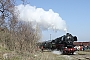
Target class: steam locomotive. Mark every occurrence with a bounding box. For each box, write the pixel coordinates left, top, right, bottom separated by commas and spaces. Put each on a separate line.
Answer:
39, 33, 77, 54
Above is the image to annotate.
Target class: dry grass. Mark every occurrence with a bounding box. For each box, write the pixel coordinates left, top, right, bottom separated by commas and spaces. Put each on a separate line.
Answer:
32, 51, 66, 60
0, 46, 21, 60
0, 46, 76, 60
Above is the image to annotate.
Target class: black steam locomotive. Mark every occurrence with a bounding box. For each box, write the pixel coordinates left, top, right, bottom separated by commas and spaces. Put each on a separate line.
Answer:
39, 33, 77, 54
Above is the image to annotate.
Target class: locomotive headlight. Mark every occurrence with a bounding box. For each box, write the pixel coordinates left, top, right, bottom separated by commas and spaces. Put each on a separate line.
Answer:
65, 47, 68, 50
67, 36, 71, 39
71, 49, 72, 50
67, 36, 70, 39
65, 47, 67, 48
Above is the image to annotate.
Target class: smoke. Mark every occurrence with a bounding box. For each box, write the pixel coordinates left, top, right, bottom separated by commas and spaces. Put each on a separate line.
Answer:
16, 4, 67, 32
52, 50, 61, 55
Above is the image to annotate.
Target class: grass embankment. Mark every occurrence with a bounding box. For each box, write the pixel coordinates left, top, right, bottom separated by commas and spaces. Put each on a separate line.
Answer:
0, 46, 21, 60
0, 47, 66, 60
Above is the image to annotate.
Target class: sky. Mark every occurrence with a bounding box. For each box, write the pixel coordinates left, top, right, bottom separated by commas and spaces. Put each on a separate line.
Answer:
16, 0, 90, 42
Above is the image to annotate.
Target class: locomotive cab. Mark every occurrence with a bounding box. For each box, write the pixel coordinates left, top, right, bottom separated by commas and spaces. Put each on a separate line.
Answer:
73, 36, 77, 41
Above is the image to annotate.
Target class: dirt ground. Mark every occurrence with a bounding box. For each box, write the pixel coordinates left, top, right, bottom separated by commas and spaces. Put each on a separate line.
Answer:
34, 50, 90, 60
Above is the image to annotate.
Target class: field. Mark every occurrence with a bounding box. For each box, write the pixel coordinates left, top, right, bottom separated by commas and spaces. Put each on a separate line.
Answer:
0, 47, 90, 60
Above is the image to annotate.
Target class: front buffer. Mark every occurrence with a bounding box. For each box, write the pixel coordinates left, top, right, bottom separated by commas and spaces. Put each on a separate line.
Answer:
63, 47, 77, 54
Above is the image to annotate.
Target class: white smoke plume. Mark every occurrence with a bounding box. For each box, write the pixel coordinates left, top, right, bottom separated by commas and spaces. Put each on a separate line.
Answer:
16, 4, 67, 32
52, 50, 61, 55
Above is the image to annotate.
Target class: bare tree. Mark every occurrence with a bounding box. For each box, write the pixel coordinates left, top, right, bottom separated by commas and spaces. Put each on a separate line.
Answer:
0, 0, 16, 49
0, 0, 15, 28
0, 0, 42, 56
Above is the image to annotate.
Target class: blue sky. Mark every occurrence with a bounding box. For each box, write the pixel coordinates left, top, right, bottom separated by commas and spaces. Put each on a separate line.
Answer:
16, 0, 90, 42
